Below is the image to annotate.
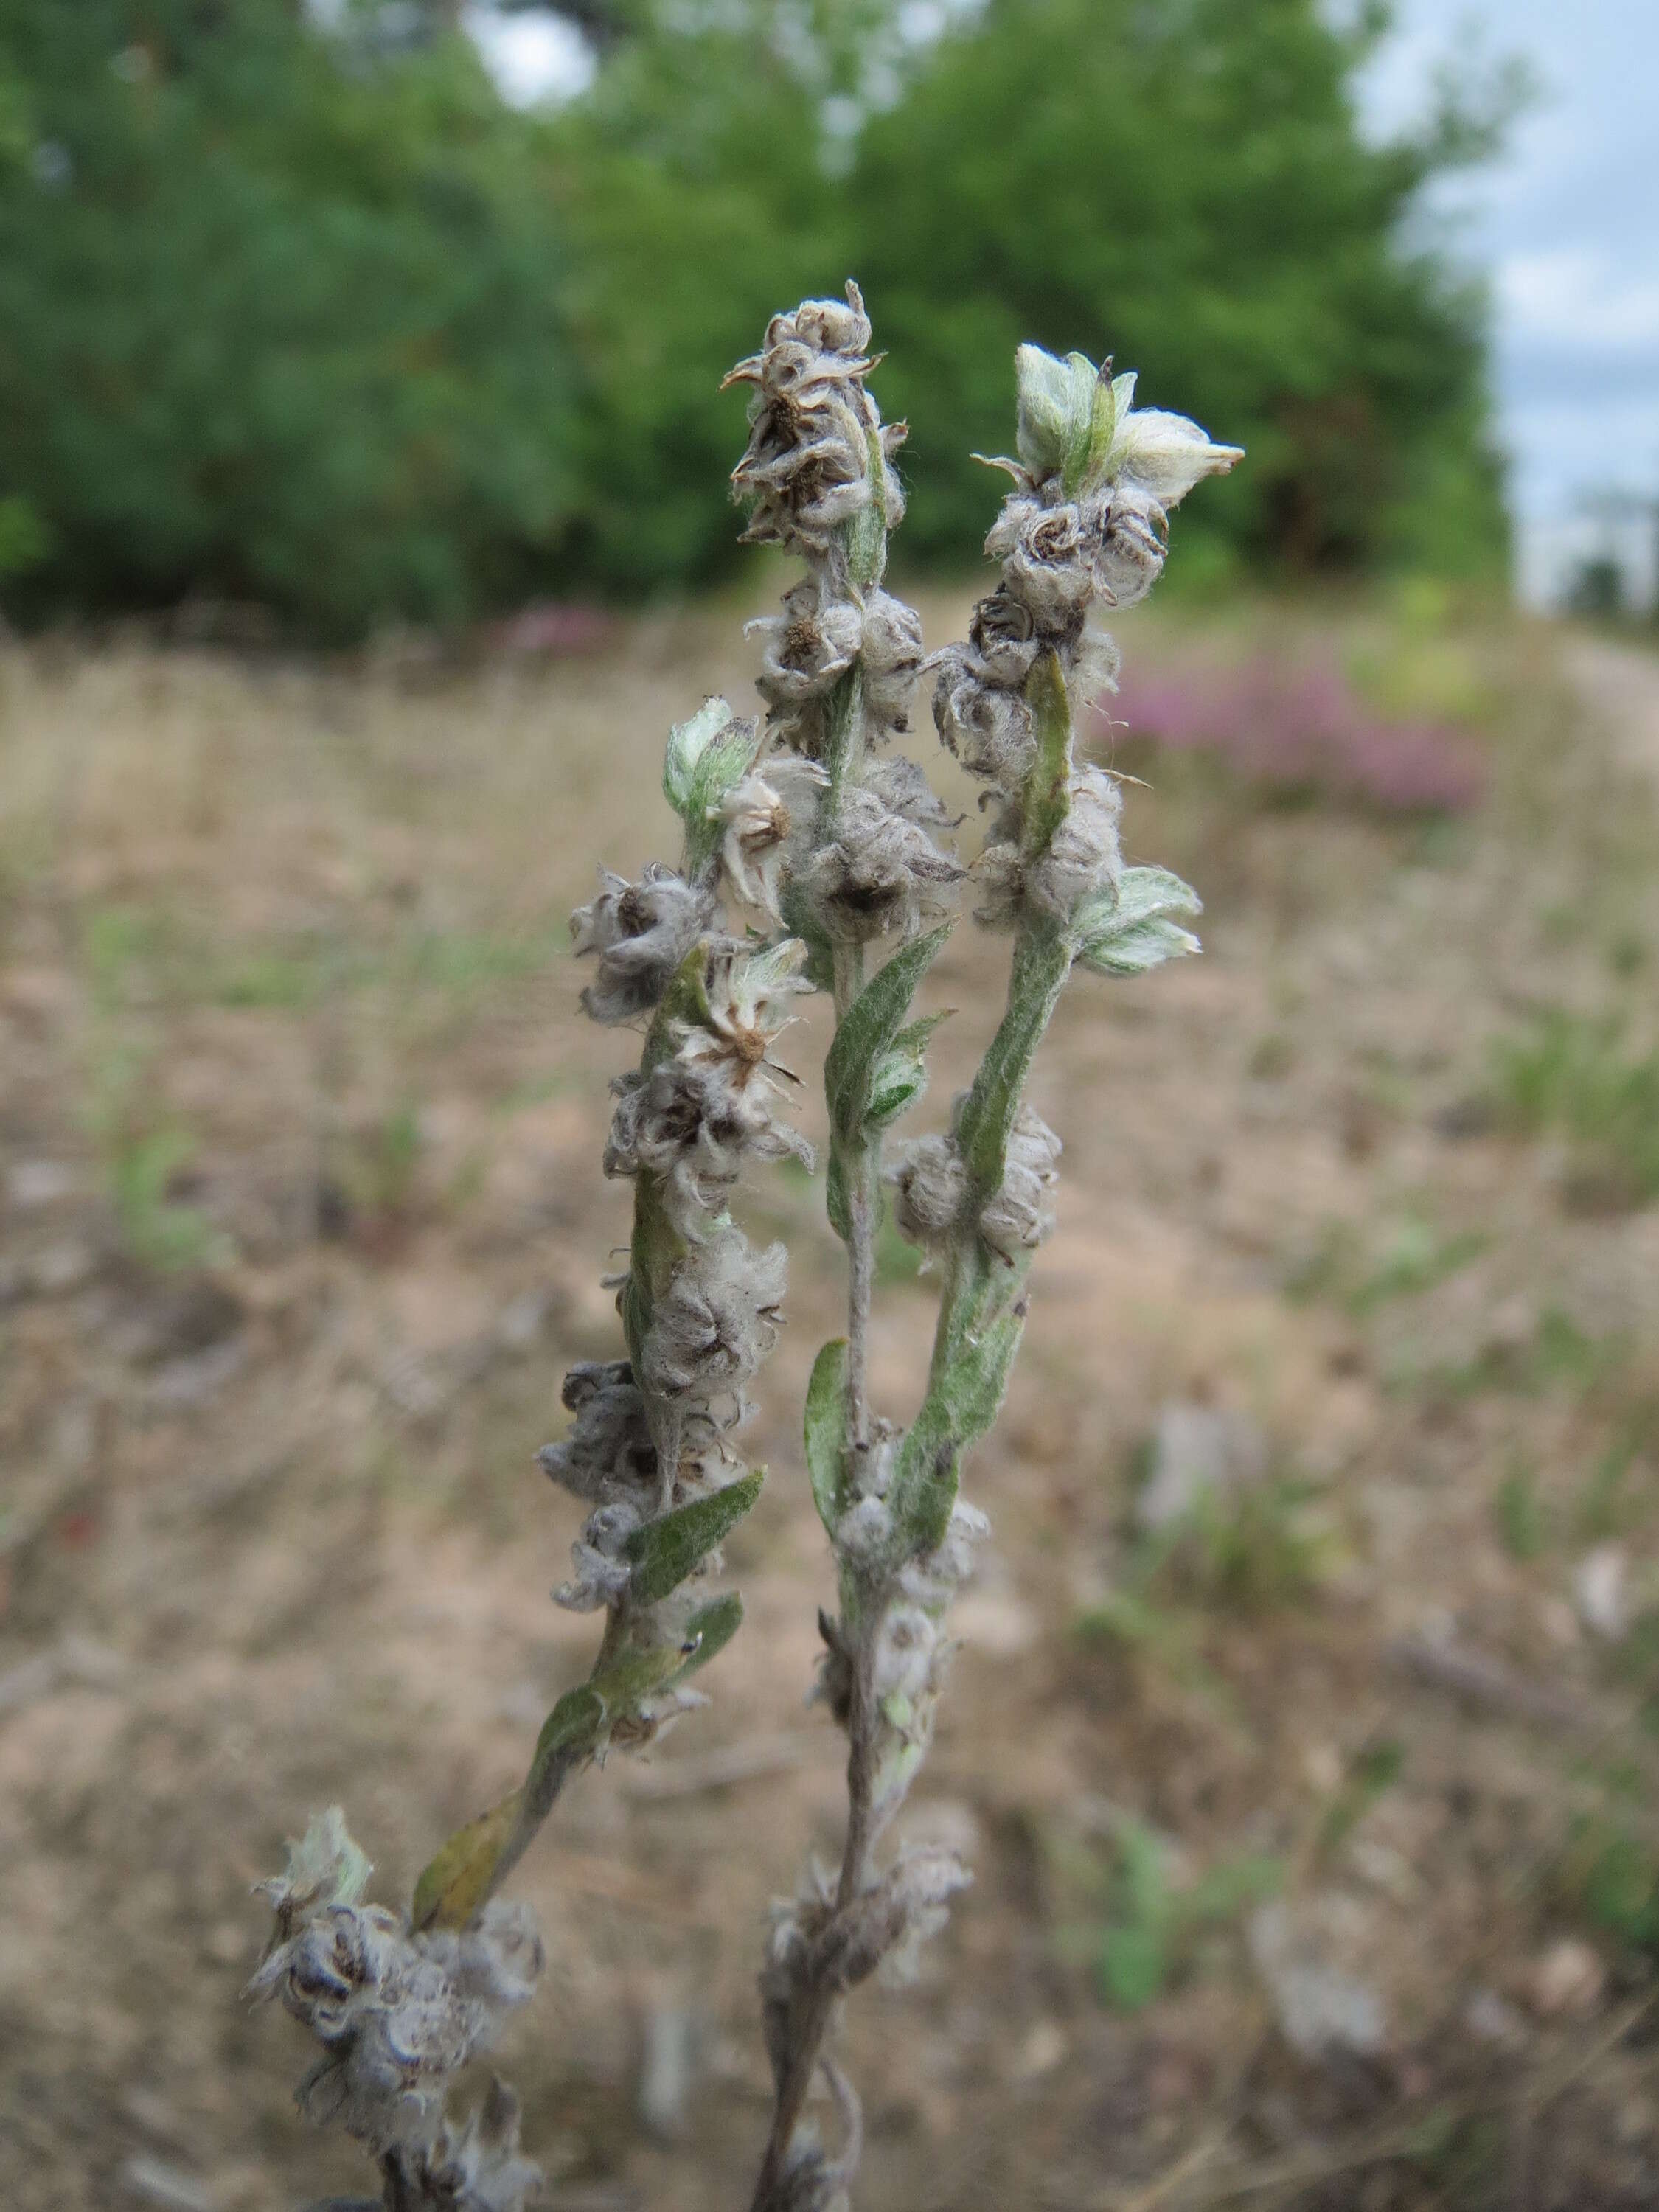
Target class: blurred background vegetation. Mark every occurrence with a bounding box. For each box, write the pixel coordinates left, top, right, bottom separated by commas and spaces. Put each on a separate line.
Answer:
0, 0, 1520, 638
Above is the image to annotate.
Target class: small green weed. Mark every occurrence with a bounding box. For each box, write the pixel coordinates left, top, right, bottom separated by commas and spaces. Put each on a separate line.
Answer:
1284, 1210, 1484, 1318
1315, 1737, 1405, 1864
1492, 1011, 1659, 1210
1556, 1812, 1659, 1961
1495, 1461, 1548, 1560
1095, 1819, 1281, 2011
109, 1127, 226, 1273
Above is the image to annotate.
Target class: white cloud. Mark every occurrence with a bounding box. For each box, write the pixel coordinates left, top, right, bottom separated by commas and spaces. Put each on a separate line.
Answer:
1499, 246, 1659, 352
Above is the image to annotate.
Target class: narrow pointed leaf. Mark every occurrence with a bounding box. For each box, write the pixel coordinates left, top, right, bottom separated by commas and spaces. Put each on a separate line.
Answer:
411, 1790, 523, 1932
888, 1298, 1028, 1555
519, 1683, 607, 1818
1060, 352, 1105, 495
955, 921, 1072, 1197
1020, 648, 1074, 858
824, 922, 953, 1141
804, 1338, 850, 1536
672, 1591, 744, 1680
625, 1467, 764, 1604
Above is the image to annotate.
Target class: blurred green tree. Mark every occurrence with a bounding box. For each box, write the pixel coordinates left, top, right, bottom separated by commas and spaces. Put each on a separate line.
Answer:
0, 0, 1518, 631
556, 0, 1516, 589
849, 0, 1514, 581
0, 1, 575, 636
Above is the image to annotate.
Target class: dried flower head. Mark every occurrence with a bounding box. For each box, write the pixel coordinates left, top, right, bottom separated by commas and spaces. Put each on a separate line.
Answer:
249, 1812, 542, 2161
713, 755, 829, 921
571, 863, 715, 1026
886, 1130, 968, 1253
929, 644, 1035, 787
978, 1105, 1062, 1262
726, 281, 905, 564
796, 785, 963, 943
975, 763, 1124, 929
641, 1226, 789, 1408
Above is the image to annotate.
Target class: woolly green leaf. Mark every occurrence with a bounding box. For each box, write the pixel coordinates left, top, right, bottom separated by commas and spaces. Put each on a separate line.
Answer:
1079, 918, 1202, 976
625, 1468, 764, 1604
276, 1807, 372, 1914
664, 696, 751, 813
886, 1298, 1026, 1554
842, 427, 890, 591
534, 1682, 604, 1758
1074, 865, 1202, 939
824, 923, 953, 1143
1073, 866, 1203, 978
866, 1009, 952, 1130
1015, 344, 1096, 481
804, 1337, 850, 1537
584, 1641, 693, 1719
824, 1147, 852, 1244
1100, 369, 1139, 478
866, 1055, 926, 1129
956, 922, 1072, 1197
521, 1683, 606, 1815
411, 1790, 522, 1932
1020, 647, 1073, 858
672, 1591, 744, 1680
1079, 363, 1122, 494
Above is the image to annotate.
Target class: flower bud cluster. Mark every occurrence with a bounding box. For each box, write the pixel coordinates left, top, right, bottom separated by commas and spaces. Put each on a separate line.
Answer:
604, 942, 814, 1234
249, 1810, 543, 2209
931, 349, 1240, 807
571, 862, 717, 1026
886, 1096, 1062, 1265
726, 281, 905, 567
565, 751, 811, 1614
974, 762, 1124, 931
731, 282, 956, 954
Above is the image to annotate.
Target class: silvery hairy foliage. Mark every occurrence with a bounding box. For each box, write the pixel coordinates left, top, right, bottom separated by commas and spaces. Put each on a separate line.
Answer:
251, 285, 1238, 2212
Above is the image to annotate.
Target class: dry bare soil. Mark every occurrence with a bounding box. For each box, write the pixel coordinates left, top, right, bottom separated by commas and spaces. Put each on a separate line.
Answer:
2, 592, 1658, 2211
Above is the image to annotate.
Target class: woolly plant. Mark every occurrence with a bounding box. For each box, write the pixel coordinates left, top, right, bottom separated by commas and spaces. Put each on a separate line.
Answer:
251, 284, 1240, 2212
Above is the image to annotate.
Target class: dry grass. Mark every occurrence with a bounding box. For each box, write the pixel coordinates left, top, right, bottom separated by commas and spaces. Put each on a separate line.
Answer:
2, 588, 1658, 2211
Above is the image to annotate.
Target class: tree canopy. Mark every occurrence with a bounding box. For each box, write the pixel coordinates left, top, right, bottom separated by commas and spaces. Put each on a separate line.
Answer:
0, 0, 1514, 634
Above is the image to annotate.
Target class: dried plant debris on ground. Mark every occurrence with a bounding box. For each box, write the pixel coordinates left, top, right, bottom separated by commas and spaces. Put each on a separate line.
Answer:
1, 612, 1658, 2210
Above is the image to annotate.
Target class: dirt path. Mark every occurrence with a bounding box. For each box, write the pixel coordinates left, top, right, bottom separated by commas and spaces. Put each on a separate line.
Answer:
1567, 633, 1659, 789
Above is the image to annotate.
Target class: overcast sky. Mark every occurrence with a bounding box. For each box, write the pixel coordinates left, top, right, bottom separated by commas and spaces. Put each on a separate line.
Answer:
465, 1, 1659, 536
1355, 0, 1659, 530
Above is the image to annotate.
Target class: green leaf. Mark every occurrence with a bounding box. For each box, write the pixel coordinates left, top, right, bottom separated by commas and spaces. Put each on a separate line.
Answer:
625, 1468, 765, 1604
1072, 866, 1203, 978
1077, 917, 1201, 978
824, 923, 953, 1142
276, 1806, 373, 1913
673, 1591, 744, 1680
866, 1009, 952, 1130
1015, 343, 1097, 481
824, 1147, 853, 1245
842, 428, 891, 591
955, 921, 1072, 1196
1020, 647, 1074, 858
1100, 370, 1139, 478
804, 1338, 850, 1536
663, 698, 760, 872
886, 1295, 1027, 1555
1079, 364, 1121, 494
1099, 1918, 1167, 2012
411, 1790, 522, 1931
